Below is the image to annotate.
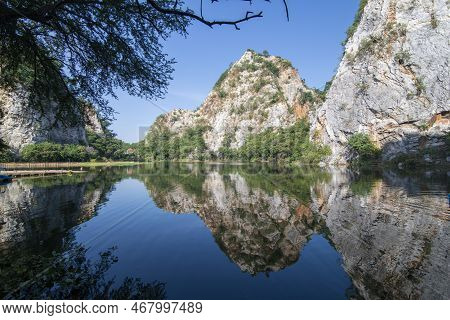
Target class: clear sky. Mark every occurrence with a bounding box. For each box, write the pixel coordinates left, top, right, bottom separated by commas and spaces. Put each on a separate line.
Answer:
109, 0, 360, 142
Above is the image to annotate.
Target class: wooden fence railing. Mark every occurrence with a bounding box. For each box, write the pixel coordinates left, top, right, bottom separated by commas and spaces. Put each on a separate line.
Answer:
0, 162, 88, 170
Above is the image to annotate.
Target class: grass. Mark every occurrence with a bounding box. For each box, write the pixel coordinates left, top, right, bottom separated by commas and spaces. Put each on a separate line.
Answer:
394, 50, 411, 65
414, 77, 426, 96
430, 13, 438, 29
213, 67, 230, 90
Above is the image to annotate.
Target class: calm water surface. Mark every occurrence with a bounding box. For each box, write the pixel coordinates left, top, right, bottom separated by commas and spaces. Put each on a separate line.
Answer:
0, 163, 448, 299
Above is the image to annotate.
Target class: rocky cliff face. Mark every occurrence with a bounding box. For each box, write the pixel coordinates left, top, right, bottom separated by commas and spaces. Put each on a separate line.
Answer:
83, 104, 104, 135
147, 50, 320, 154
0, 88, 103, 154
312, 0, 449, 164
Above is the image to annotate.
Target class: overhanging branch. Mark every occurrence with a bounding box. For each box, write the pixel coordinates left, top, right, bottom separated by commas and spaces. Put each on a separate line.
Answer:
146, 0, 264, 30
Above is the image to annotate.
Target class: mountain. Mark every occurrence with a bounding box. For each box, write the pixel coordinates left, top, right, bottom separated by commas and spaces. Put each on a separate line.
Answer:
312, 0, 449, 164
145, 50, 322, 158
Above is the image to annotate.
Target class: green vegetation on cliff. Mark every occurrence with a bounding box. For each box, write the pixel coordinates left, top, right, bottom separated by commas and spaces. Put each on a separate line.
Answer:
348, 133, 381, 163
342, 0, 369, 46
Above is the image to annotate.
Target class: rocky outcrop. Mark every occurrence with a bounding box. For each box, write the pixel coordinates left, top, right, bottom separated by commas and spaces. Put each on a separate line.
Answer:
311, 169, 449, 299
312, 0, 449, 164
0, 88, 103, 154
146, 50, 320, 154
83, 103, 104, 135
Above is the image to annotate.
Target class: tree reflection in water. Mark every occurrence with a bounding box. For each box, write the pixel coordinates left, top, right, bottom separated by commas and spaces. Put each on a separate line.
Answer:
3, 244, 166, 300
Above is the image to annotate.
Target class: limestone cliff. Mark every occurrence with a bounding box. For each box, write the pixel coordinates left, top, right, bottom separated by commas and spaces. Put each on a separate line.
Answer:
0, 88, 103, 154
312, 0, 449, 164
83, 103, 104, 135
146, 50, 320, 155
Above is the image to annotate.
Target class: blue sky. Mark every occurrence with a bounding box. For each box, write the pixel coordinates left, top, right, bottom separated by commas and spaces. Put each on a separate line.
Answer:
110, 0, 359, 142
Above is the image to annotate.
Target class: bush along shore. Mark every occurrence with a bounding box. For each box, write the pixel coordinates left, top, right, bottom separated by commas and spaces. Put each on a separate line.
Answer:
347, 132, 450, 169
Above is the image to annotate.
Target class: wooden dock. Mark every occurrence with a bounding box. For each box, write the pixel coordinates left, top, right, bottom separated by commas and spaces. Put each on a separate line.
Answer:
3, 170, 86, 178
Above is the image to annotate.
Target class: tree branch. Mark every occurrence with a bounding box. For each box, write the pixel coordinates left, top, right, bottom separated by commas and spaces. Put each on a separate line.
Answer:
146, 0, 263, 30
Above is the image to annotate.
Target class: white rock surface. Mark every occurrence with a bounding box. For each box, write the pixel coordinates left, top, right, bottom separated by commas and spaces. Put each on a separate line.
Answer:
146, 50, 318, 154
0, 89, 90, 153
312, 0, 449, 164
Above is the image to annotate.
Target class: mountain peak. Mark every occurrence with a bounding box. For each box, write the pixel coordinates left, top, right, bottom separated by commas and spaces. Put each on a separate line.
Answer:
146, 52, 322, 155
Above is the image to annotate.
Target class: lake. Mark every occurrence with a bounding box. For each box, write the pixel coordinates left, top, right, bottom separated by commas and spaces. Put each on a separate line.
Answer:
0, 163, 448, 299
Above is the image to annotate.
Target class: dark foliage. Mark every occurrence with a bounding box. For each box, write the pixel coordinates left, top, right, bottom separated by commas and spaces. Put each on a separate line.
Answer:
0, 0, 190, 120
144, 125, 208, 161
348, 133, 381, 162
0, 1, 287, 121
220, 120, 331, 164
20, 142, 90, 162
3, 246, 166, 300
342, 0, 368, 46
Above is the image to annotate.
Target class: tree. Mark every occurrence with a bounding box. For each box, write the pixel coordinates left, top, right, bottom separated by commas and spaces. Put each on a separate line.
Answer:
0, 1, 288, 121
20, 142, 91, 162
0, 138, 14, 162
348, 133, 381, 161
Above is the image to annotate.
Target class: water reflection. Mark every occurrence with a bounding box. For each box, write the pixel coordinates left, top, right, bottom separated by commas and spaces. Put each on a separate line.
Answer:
4, 244, 166, 300
0, 163, 448, 299
142, 164, 331, 275
0, 168, 164, 299
312, 168, 449, 299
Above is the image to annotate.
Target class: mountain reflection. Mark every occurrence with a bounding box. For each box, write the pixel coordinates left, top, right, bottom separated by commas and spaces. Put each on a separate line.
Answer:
312, 168, 449, 299
0, 164, 448, 299
142, 164, 331, 274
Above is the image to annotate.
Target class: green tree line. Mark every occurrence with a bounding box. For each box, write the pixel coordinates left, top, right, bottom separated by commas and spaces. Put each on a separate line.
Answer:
219, 120, 331, 164
142, 120, 331, 164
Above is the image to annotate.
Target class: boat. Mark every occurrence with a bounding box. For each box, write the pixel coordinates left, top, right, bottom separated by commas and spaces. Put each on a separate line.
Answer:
0, 166, 12, 183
